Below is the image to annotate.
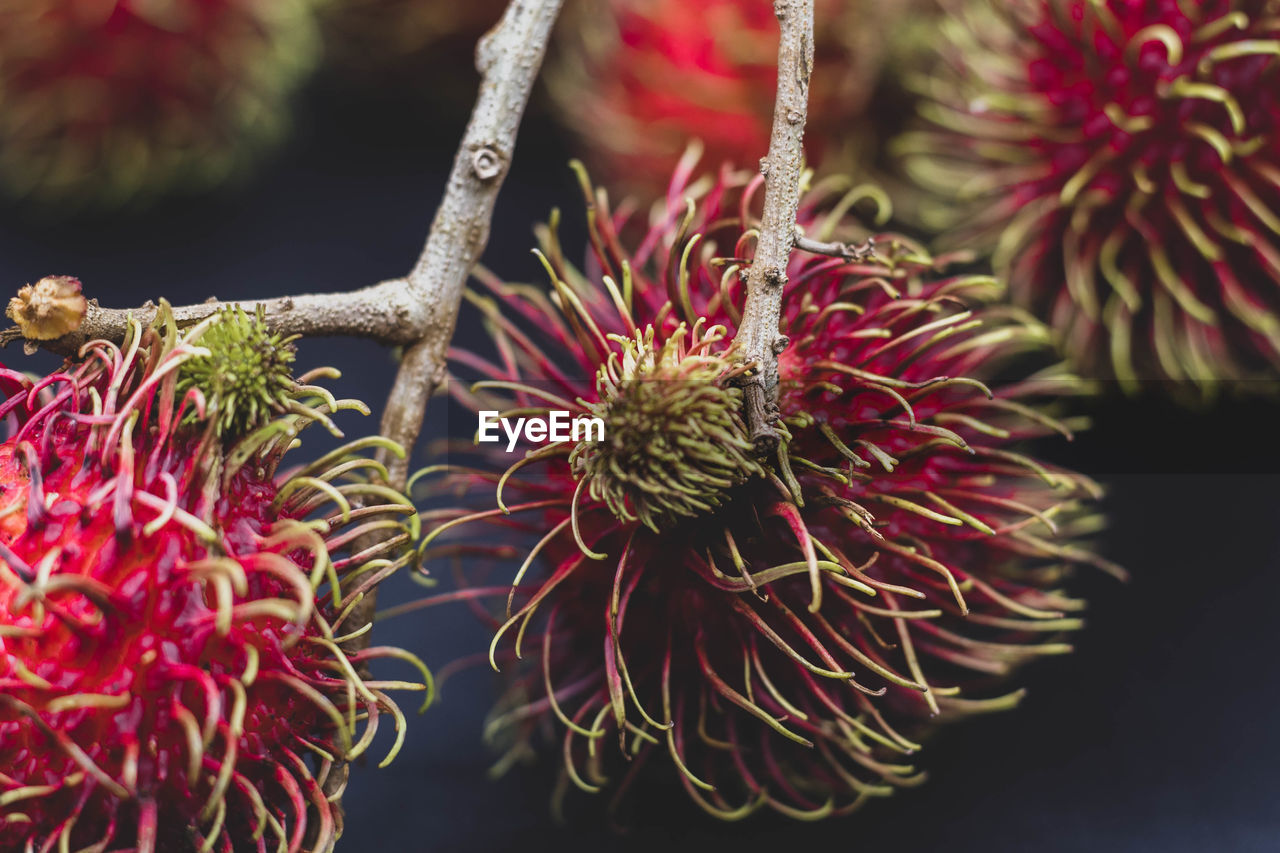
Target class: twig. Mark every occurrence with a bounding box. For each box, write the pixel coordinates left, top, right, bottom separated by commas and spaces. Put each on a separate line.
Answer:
734, 0, 814, 454
0, 279, 419, 355
794, 233, 877, 263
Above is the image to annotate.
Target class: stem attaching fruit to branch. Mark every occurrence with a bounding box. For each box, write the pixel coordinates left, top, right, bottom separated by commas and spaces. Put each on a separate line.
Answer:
733, 0, 814, 454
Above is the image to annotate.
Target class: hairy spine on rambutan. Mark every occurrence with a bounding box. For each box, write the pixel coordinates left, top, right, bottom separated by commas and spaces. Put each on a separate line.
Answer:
0, 304, 429, 852
419, 160, 1121, 821
895, 0, 1280, 393
568, 321, 763, 530
175, 304, 302, 439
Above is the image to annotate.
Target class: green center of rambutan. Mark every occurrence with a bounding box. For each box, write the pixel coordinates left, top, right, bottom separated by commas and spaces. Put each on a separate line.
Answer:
569, 322, 763, 531
177, 305, 298, 438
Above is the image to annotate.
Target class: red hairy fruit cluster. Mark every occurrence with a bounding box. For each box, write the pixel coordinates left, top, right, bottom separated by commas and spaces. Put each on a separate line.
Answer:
547, 0, 912, 194
426, 161, 1122, 820
0, 0, 320, 205
0, 310, 427, 852
897, 0, 1280, 392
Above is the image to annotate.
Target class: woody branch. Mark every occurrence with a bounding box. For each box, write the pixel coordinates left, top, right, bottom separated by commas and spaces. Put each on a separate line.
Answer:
733, 0, 815, 454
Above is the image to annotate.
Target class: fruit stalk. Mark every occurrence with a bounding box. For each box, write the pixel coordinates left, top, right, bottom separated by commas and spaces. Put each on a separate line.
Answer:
735, 0, 814, 452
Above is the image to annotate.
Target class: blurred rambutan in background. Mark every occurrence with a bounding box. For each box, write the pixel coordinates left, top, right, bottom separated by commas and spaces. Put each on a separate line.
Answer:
546, 0, 915, 195
0, 0, 321, 207
896, 0, 1280, 394
419, 161, 1120, 820
0, 304, 427, 851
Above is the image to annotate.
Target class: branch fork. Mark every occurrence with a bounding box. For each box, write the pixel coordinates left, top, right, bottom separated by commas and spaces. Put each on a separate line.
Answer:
1, 0, 812, 827
1, 0, 566, 827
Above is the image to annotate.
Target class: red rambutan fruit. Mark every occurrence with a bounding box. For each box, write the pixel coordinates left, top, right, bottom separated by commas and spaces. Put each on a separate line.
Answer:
0, 0, 321, 206
421, 160, 1122, 820
0, 305, 428, 851
895, 0, 1280, 393
546, 0, 914, 195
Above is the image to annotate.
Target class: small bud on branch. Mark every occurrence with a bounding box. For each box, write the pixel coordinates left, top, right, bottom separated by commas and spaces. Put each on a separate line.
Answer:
6, 275, 88, 345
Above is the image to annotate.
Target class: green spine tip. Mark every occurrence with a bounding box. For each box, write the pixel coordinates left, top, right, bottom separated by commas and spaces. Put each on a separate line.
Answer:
177, 305, 298, 439
569, 323, 764, 531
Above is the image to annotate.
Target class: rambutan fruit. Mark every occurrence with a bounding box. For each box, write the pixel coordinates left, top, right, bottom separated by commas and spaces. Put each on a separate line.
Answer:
895, 0, 1280, 393
0, 305, 428, 851
0, 0, 321, 206
546, 0, 913, 194
423, 161, 1121, 820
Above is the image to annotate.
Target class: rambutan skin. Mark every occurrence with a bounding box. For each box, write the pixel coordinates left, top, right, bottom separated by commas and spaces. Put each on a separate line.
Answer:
896, 0, 1280, 392
0, 0, 321, 206
546, 0, 912, 194
427, 163, 1119, 820
0, 310, 427, 852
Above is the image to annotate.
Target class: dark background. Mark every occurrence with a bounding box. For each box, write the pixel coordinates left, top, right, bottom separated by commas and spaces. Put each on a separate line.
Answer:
3, 56, 1278, 853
